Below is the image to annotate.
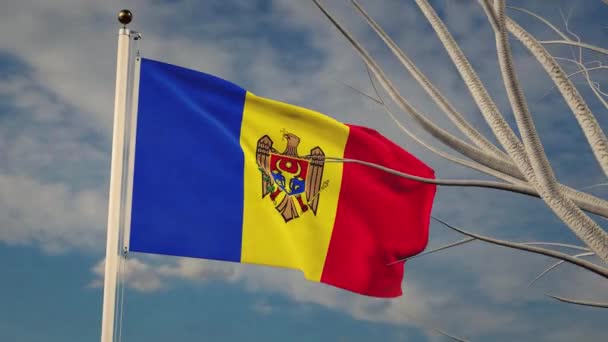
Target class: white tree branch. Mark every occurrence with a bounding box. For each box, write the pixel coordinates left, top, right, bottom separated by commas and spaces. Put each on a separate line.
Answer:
321, 0, 608, 219
432, 216, 608, 279
506, 18, 608, 178
493, 4, 608, 262
350, 0, 508, 161
545, 294, 608, 308
416, 0, 608, 261
521, 242, 591, 252
528, 252, 595, 287
324, 157, 539, 196
347, 69, 525, 185
552, 57, 608, 111
387, 237, 477, 266
347, 76, 608, 219
540, 40, 608, 57
311, 0, 523, 181
507, 6, 571, 40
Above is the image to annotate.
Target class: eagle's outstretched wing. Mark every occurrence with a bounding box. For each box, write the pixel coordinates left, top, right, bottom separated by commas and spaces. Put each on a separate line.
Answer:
305, 146, 325, 215
256, 135, 274, 198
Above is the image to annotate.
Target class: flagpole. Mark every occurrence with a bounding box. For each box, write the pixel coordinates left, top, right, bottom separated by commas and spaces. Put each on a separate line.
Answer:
101, 9, 133, 342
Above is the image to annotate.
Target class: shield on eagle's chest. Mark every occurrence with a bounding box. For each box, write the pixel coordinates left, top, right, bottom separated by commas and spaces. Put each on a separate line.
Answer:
269, 154, 309, 195
255, 133, 325, 222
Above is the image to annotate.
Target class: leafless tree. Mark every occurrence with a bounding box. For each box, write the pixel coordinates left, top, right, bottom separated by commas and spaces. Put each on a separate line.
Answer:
311, 0, 608, 328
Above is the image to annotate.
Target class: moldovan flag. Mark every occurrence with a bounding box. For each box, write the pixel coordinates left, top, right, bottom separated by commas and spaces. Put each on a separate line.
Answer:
127, 58, 436, 298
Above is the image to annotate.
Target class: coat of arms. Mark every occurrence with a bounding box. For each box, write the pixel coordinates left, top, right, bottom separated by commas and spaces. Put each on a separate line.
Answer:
256, 132, 325, 222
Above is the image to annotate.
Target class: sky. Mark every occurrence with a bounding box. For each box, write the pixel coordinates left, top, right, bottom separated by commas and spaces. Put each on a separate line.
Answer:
1, 0, 608, 341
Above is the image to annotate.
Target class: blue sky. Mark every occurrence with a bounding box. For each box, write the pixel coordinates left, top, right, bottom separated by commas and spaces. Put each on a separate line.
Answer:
1, 0, 608, 341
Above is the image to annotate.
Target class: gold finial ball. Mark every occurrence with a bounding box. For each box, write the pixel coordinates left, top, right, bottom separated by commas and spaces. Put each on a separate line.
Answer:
117, 9, 132, 25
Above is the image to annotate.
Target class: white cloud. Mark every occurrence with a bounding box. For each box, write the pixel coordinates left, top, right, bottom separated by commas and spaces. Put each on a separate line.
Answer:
90, 246, 606, 339
91, 257, 164, 292
0, 174, 106, 252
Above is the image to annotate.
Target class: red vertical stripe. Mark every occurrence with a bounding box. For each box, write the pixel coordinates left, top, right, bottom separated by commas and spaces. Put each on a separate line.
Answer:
320, 125, 436, 297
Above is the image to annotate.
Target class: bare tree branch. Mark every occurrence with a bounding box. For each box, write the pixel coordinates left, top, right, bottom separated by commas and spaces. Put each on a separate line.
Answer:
552, 57, 608, 112
579, 183, 608, 191
528, 252, 595, 287
346, 69, 526, 186
350, 0, 508, 161
539, 40, 608, 57
387, 238, 477, 266
401, 312, 472, 342
340, 82, 383, 105
545, 293, 608, 308
508, 5, 608, 112
345, 77, 608, 219
432, 216, 608, 279
489, 0, 608, 263
417, 0, 534, 183
312, 0, 608, 329
427, 326, 472, 342
415, 0, 608, 261
506, 18, 608, 177
340, 0, 608, 219
507, 6, 571, 40
558, 7, 582, 62
521, 242, 591, 252
324, 157, 539, 196
389, 239, 591, 267
311, 0, 526, 186
538, 58, 608, 107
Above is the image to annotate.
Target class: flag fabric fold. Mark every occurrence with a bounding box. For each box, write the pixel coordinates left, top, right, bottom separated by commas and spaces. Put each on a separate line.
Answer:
128, 58, 436, 298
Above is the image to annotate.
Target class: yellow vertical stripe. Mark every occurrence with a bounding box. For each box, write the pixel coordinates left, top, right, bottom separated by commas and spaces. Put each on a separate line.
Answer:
240, 92, 349, 281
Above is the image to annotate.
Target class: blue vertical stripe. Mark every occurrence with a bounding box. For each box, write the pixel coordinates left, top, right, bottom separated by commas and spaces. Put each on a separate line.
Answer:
129, 58, 245, 262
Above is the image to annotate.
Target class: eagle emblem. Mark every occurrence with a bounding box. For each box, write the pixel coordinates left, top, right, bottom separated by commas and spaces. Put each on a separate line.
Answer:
256, 132, 325, 222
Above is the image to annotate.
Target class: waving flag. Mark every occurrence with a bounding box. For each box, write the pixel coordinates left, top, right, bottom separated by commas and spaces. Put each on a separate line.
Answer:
127, 58, 436, 297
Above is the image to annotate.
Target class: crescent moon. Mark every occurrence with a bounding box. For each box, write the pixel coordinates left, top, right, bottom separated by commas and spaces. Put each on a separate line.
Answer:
276, 159, 301, 176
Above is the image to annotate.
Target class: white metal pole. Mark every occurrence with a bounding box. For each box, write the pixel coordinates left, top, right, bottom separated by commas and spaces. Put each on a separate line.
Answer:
101, 10, 132, 342
121, 53, 141, 253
